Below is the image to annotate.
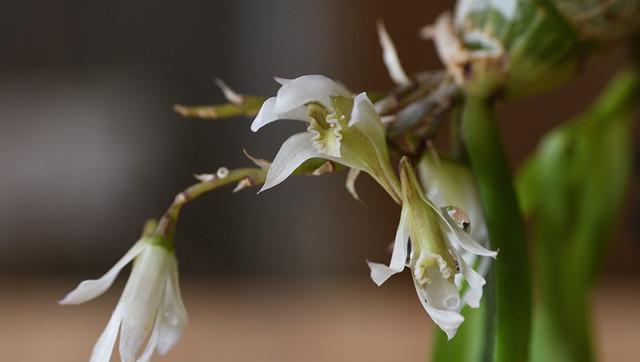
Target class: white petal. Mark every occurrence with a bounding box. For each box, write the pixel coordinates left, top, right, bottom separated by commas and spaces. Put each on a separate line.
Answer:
414, 280, 464, 340
390, 205, 410, 271
259, 133, 324, 192
119, 245, 171, 361
250, 97, 279, 132
89, 307, 122, 362
59, 241, 146, 305
274, 74, 351, 113
136, 314, 160, 362
274, 76, 291, 85
367, 205, 410, 286
377, 21, 410, 86
251, 97, 309, 132
447, 225, 497, 258
156, 256, 188, 355
459, 255, 487, 309
349, 93, 388, 159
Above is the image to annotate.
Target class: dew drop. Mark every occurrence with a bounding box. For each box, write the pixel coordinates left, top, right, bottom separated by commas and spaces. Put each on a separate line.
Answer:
216, 167, 229, 179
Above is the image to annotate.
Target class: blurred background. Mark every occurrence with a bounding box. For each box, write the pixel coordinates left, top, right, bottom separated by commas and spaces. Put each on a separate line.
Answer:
0, 0, 638, 361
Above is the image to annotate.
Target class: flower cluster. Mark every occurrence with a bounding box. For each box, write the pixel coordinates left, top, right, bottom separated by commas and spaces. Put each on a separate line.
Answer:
253, 73, 496, 339
61, 15, 499, 362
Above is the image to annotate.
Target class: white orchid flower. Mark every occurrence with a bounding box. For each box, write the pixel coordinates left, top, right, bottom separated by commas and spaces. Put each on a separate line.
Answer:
251, 74, 401, 202
60, 236, 187, 362
367, 157, 497, 339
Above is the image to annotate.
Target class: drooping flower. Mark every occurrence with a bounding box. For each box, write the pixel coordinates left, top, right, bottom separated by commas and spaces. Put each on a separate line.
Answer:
367, 157, 496, 339
251, 74, 401, 202
60, 234, 187, 362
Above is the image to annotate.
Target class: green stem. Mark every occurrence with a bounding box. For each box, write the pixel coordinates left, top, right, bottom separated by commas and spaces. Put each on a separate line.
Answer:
156, 168, 266, 238
462, 96, 531, 362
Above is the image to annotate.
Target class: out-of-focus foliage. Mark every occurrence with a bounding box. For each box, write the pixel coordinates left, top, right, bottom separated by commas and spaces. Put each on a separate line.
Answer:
552, 0, 640, 43
518, 68, 639, 362
450, 0, 640, 99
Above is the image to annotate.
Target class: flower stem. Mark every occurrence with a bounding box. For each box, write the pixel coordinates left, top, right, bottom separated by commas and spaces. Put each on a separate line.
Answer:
461, 96, 531, 362
156, 168, 266, 238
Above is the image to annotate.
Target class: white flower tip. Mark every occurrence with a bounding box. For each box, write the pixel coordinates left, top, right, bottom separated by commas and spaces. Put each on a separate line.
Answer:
419, 24, 436, 39
251, 97, 278, 133
349, 92, 376, 127
273, 76, 291, 85
367, 260, 398, 286
58, 280, 100, 305
376, 20, 411, 86
215, 78, 243, 105
445, 328, 459, 341
466, 299, 480, 309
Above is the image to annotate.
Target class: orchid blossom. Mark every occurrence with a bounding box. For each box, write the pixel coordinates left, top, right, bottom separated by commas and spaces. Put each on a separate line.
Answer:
368, 157, 497, 339
250, 74, 401, 202
60, 235, 187, 362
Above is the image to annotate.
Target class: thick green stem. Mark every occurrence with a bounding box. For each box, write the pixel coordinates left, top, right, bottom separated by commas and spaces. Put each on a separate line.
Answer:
462, 96, 531, 362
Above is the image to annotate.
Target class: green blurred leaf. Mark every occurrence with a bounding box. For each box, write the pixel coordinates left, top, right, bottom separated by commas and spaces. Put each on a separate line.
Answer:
518, 68, 639, 362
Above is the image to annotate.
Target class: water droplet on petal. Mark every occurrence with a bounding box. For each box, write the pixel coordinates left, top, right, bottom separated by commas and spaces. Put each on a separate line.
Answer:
444, 206, 471, 233
164, 312, 179, 326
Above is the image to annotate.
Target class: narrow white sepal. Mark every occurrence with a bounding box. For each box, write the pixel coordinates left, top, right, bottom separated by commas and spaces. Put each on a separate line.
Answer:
459, 256, 486, 309
59, 241, 146, 305
367, 261, 399, 286
89, 307, 122, 362
345, 168, 362, 202
377, 21, 411, 86
119, 245, 170, 362
259, 133, 324, 193
390, 205, 410, 271
447, 225, 498, 258
367, 205, 410, 286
